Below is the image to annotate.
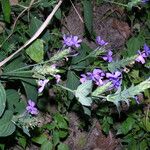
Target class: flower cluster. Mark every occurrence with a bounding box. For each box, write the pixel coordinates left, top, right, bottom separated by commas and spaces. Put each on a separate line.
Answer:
63, 35, 82, 48
80, 69, 122, 89
141, 0, 149, 3
135, 44, 150, 64
95, 36, 113, 62
26, 100, 38, 115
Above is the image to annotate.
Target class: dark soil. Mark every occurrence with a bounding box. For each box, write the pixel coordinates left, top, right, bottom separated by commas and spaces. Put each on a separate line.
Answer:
64, 113, 122, 150
62, 2, 131, 51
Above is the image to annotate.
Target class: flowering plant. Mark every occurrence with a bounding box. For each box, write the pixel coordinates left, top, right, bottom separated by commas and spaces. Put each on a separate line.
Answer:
0, 0, 150, 149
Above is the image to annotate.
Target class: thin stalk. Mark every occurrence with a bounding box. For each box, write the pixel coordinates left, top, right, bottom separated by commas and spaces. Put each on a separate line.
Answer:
57, 84, 75, 93
103, 0, 128, 7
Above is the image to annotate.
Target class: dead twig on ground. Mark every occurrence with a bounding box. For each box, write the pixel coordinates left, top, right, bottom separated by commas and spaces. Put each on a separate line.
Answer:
0, 0, 63, 67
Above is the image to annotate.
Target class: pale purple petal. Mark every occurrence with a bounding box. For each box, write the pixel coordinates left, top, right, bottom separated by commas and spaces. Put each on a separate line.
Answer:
28, 100, 35, 107
38, 86, 45, 93
136, 55, 146, 64
54, 74, 61, 83
96, 36, 108, 46
26, 100, 38, 115
38, 79, 49, 93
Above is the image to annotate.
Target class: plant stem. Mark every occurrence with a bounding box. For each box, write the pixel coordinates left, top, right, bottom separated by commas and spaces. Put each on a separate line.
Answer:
103, 0, 128, 7
57, 84, 75, 93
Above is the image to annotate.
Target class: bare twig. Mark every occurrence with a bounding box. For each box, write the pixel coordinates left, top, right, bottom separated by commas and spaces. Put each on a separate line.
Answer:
70, 0, 84, 23
0, 8, 27, 48
0, 0, 39, 48
0, 0, 63, 67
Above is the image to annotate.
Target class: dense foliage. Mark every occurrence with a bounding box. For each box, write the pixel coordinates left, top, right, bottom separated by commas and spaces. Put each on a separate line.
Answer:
0, 0, 150, 149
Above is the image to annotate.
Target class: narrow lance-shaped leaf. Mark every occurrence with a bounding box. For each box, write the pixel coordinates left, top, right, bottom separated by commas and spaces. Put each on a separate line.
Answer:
108, 55, 137, 72
106, 78, 150, 111
82, 0, 93, 34
92, 82, 112, 97
1, 0, 11, 23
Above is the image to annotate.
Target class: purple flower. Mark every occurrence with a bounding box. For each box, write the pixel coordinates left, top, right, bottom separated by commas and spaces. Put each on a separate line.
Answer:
92, 69, 105, 86
135, 50, 147, 64
106, 71, 121, 78
106, 71, 122, 89
63, 35, 73, 47
71, 36, 82, 48
26, 100, 38, 115
80, 74, 87, 83
134, 96, 140, 104
143, 44, 150, 57
96, 36, 108, 46
63, 35, 82, 48
141, 0, 149, 3
102, 50, 113, 62
38, 79, 49, 93
54, 74, 61, 83
92, 69, 105, 79
80, 69, 105, 86
80, 73, 93, 83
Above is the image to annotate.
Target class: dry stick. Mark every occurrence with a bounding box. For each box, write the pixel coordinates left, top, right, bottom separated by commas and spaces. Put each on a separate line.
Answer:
0, 0, 36, 48
0, 8, 27, 48
0, 0, 63, 67
70, 0, 84, 23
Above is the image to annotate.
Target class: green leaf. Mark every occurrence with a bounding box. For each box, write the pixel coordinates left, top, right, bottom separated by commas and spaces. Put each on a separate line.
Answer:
58, 143, 69, 150
66, 71, 80, 100
29, 16, 43, 36
102, 116, 113, 134
106, 78, 150, 112
4, 56, 25, 73
71, 44, 89, 70
0, 110, 16, 137
83, 106, 91, 116
58, 130, 68, 138
22, 79, 38, 102
126, 35, 144, 57
139, 140, 148, 150
32, 134, 48, 145
1, 0, 11, 23
0, 82, 6, 117
127, 0, 140, 9
53, 131, 60, 146
92, 82, 111, 97
75, 80, 92, 97
0, 144, 5, 150
6, 89, 20, 112
82, 0, 93, 34
75, 80, 93, 106
108, 55, 137, 72
18, 136, 27, 149
26, 39, 44, 62
55, 9, 62, 20
40, 140, 53, 150
78, 96, 92, 106
54, 113, 68, 129
117, 117, 135, 135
